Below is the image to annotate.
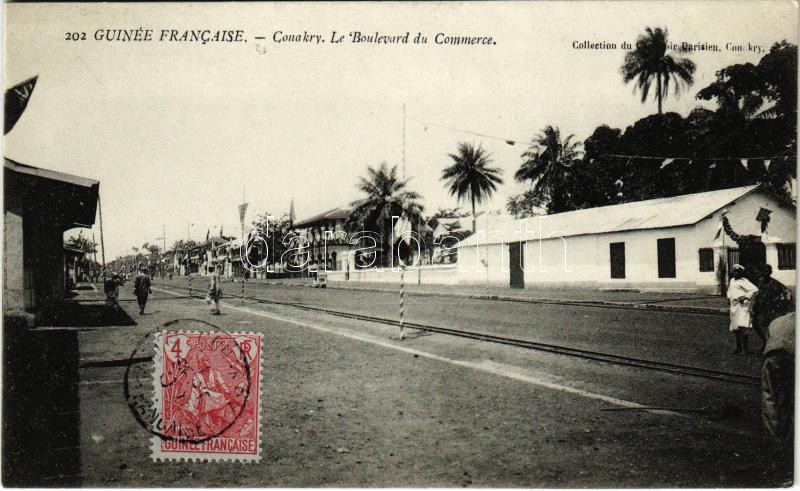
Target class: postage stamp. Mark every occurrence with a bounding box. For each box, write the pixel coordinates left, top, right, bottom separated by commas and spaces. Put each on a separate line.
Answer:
150, 331, 263, 462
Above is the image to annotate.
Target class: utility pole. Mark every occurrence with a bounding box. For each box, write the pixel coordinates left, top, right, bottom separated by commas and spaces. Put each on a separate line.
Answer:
92, 231, 98, 280
98, 194, 107, 281
402, 103, 406, 182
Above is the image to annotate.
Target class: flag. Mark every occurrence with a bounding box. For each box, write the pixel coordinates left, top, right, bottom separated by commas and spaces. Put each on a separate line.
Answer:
239, 203, 249, 223
393, 215, 413, 245
206, 229, 210, 241
5, 76, 37, 134
289, 198, 296, 226
714, 209, 728, 241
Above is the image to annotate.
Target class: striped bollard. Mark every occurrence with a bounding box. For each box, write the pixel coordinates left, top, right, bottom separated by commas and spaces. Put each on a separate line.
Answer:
399, 265, 405, 340
241, 276, 245, 303
188, 275, 193, 297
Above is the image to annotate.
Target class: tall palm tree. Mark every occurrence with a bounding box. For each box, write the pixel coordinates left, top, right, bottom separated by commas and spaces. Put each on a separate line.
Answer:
621, 27, 696, 114
349, 162, 422, 266
514, 126, 581, 213
441, 142, 504, 233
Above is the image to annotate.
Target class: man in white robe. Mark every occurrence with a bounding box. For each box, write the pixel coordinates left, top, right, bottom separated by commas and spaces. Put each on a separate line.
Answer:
727, 264, 759, 354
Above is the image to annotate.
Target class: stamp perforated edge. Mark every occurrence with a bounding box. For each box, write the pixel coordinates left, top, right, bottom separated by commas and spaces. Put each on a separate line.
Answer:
150, 330, 264, 463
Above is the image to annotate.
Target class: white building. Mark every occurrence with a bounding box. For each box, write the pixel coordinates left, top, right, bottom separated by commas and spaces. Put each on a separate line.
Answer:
329, 185, 796, 292
292, 206, 351, 271
454, 185, 795, 292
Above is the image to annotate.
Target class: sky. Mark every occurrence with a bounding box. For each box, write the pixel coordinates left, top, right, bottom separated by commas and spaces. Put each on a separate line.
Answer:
3, 1, 797, 260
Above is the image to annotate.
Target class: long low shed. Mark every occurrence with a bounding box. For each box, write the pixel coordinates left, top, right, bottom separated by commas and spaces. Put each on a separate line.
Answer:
453, 185, 795, 292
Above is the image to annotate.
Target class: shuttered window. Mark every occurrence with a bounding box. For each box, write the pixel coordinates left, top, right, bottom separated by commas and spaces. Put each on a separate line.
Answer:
778, 243, 796, 270
610, 242, 625, 279
698, 248, 714, 272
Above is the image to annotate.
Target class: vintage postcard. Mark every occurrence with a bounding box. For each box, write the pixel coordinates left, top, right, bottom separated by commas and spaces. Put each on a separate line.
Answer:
2, 1, 797, 487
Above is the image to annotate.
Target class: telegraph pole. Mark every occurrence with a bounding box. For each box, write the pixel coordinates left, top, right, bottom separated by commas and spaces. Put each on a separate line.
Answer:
98, 194, 107, 281
402, 103, 406, 181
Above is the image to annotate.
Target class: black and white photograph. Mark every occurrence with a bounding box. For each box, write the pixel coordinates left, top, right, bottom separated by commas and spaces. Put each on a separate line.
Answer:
2, 1, 798, 487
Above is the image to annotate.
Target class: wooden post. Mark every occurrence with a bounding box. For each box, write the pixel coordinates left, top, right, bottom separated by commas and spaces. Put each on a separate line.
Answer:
98, 193, 107, 282
399, 265, 405, 340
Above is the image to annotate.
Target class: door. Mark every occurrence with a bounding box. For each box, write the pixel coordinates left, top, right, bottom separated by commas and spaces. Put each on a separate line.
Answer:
657, 238, 676, 278
509, 242, 524, 289
610, 242, 625, 279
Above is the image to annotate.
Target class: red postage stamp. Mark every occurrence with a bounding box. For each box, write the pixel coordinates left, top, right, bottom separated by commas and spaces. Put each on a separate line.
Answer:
151, 331, 263, 462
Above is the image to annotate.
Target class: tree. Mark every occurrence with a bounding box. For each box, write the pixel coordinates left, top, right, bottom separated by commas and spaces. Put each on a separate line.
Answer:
506, 191, 541, 218
757, 41, 797, 122
621, 27, 696, 114
348, 162, 423, 266
512, 126, 581, 214
431, 207, 470, 220
171, 239, 200, 251
696, 63, 765, 120
694, 42, 797, 199
251, 212, 293, 268
65, 231, 97, 254
441, 142, 504, 233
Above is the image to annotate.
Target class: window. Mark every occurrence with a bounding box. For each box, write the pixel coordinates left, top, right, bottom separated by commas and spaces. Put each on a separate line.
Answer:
778, 243, 796, 270
657, 238, 676, 278
698, 248, 714, 272
609, 242, 625, 279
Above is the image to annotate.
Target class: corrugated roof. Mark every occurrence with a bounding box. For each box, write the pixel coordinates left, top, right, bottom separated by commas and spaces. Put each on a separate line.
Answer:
458, 185, 762, 247
293, 206, 349, 227
5, 158, 99, 188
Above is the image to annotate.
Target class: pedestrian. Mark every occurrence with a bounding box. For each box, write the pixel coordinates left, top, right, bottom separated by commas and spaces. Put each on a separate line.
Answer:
727, 264, 759, 354
133, 264, 152, 315
207, 265, 222, 315
104, 273, 121, 309
761, 312, 794, 443
752, 264, 793, 349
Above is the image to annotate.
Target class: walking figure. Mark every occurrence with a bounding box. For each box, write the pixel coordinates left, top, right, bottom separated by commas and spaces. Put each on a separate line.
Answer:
206, 265, 222, 315
727, 264, 759, 354
104, 273, 122, 309
133, 264, 152, 315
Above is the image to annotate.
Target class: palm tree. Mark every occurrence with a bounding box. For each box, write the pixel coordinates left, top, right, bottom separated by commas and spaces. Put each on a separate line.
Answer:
349, 162, 423, 266
621, 27, 696, 114
513, 126, 581, 213
441, 142, 504, 233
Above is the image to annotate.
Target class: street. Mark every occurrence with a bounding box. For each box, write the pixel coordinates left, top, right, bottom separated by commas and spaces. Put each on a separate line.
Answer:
6, 279, 790, 487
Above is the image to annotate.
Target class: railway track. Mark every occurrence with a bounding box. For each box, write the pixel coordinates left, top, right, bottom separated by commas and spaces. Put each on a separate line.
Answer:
154, 281, 760, 387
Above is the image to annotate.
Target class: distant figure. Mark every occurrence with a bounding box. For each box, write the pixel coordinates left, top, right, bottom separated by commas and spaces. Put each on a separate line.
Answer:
753, 264, 793, 349
727, 264, 759, 354
133, 265, 152, 315
207, 265, 222, 315
762, 312, 795, 442
169, 271, 173, 281
104, 273, 122, 308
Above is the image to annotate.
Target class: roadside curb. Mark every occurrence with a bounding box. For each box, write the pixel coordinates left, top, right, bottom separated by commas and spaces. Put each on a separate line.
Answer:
323, 284, 729, 317
160, 278, 728, 317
